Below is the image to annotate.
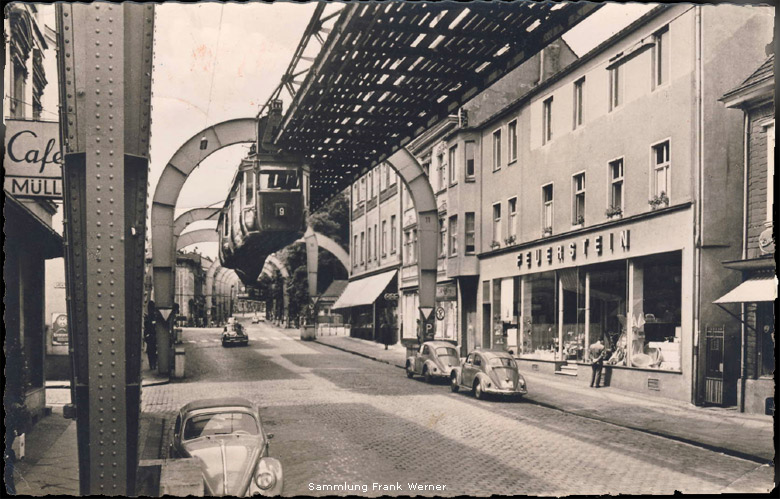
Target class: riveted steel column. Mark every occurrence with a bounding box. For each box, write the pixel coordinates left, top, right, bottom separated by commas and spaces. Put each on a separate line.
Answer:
386, 148, 438, 342
57, 3, 153, 495
304, 227, 319, 298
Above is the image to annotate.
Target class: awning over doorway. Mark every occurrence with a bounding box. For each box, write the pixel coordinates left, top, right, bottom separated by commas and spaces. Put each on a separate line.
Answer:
713, 276, 778, 304
331, 269, 397, 310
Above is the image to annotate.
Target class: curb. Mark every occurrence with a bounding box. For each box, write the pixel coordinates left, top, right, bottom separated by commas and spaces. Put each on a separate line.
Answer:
314, 339, 773, 466
313, 339, 405, 370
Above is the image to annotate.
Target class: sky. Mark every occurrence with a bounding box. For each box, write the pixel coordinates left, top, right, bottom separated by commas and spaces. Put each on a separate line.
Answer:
35, 2, 656, 260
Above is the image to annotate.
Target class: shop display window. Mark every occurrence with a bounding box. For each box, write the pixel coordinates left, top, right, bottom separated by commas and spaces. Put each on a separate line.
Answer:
561, 268, 587, 362
629, 251, 682, 371
588, 261, 628, 364
520, 271, 557, 360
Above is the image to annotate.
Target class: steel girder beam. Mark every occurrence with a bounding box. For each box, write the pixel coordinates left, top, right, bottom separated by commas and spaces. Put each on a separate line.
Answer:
56, 3, 153, 495
175, 228, 219, 251
150, 117, 256, 373
295, 229, 349, 300
386, 148, 437, 343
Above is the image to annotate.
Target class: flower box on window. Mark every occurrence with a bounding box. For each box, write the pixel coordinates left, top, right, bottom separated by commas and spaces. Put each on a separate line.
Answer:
542, 226, 553, 237
648, 192, 670, 210
503, 235, 517, 246
605, 205, 623, 219
490, 240, 501, 250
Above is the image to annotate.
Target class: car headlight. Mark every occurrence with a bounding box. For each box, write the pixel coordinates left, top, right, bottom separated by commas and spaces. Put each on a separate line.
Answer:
518, 377, 526, 387
256, 472, 276, 490
255, 457, 281, 491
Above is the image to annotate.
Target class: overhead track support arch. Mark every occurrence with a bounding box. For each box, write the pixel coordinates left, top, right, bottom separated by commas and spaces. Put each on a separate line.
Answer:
151, 118, 257, 374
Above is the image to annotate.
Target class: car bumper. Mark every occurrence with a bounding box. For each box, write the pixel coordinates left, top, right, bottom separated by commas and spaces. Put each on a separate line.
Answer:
483, 385, 527, 396
223, 336, 248, 344
428, 368, 454, 378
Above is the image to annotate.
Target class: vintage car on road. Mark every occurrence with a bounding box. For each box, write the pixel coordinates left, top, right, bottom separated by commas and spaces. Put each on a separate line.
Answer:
450, 349, 527, 400
222, 321, 249, 347
170, 397, 283, 497
405, 341, 460, 383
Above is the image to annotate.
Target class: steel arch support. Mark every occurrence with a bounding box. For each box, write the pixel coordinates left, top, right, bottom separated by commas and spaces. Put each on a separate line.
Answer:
173, 207, 220, 238
265, 254, 290, 326
151, 118, 256, 373
386, 148, 437, 342
176, 228, 219, 251
205, 259, 221, 323
56, 3, 153, 495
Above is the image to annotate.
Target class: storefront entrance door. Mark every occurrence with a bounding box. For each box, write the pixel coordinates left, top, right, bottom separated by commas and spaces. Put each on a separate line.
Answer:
704, 326, 725, 405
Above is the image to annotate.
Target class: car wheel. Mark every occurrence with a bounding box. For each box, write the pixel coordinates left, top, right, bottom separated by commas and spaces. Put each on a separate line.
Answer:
450, 374, 459, 393
406, 363, 414, 378
423, 367, 432, 384
474, 380, 485, 400
221, 340, 227, 347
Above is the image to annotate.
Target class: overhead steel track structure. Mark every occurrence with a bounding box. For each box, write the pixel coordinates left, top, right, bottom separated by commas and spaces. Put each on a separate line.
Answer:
275, 1, 602, 211
274, 1, 601, 339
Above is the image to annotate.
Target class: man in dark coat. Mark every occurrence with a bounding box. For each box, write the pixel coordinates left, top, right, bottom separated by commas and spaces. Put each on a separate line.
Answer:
589, 338, 606, 388
144, 301, 158, 370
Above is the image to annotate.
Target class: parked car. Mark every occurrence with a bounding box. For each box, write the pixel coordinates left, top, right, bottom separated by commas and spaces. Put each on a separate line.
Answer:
169, 397, 283, 497
251, 315, 264, 324
222, 322, 249, 347
450, 349, 527, 400
405, 341, 460, 383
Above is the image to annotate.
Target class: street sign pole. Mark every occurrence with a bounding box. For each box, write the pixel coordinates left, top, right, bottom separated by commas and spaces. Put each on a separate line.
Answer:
57, 3, 154, 495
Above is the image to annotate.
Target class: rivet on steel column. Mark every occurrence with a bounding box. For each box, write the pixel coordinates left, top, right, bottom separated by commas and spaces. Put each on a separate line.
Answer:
56, 3, 153, 495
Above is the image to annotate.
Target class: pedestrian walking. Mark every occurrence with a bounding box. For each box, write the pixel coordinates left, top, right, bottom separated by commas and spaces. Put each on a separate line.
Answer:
379, 315, 391, 350
589, 337, 606, 388
144, 301, 158, 371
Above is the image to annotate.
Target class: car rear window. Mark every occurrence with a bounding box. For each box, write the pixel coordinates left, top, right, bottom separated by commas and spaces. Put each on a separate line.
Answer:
436, 347, 458, 358
489, 357, 517, 369
184, 412, 259, 440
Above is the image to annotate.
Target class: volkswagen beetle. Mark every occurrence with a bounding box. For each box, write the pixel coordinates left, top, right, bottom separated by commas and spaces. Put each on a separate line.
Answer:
170, 397, 283, 496
405, 341, 460, 383
450, 349, 528, 400
222, 321, 249, 347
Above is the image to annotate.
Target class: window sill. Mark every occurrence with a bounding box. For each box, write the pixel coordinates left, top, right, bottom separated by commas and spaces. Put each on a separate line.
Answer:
465, 177, 476, 183
449, 181, 458, 188
492, 167, 502, 173
571, 223, 583, 230
508, 159, 518, 166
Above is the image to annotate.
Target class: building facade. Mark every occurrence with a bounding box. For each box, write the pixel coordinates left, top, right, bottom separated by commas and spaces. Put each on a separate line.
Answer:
718, 54, 775, 415
4, 4, 62, 428
473, 4, 772, 405
175, 251, 211, 326
334, 163, 403, 342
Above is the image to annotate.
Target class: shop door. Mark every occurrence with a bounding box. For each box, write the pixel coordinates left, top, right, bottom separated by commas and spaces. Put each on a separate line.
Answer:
703, 326, 725, 405
482, 304, 491, 348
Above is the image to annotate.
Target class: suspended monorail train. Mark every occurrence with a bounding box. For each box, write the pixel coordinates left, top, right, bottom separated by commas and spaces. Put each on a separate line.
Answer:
217, 105, 309, 285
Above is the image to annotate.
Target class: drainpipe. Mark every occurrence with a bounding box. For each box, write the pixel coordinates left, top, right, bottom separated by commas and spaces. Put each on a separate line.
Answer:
691, 5, 704, 406
739, 113, 749, 413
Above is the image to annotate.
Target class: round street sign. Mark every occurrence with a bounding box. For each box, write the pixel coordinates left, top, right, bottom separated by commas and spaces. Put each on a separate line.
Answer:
435, 306, 445, 321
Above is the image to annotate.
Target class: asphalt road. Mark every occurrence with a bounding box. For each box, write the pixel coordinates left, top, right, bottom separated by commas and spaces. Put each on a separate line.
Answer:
141, 320, 771, 497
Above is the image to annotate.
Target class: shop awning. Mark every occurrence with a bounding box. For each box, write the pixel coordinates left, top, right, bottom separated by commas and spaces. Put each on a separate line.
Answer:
331, 269, 397, 310
713, 276, 778, 304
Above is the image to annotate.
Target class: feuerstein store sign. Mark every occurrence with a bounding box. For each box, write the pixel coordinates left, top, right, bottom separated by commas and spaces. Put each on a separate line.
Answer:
4, 119, 63, 199
516, 229, 631, 271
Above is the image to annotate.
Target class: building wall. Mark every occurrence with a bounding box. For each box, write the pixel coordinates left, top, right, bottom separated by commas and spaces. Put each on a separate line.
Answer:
746, 102, 774, 256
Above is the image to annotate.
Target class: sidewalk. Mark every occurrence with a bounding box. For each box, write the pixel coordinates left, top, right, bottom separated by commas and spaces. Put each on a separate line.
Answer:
10, 360, 170, 495
313, 334, 775, 464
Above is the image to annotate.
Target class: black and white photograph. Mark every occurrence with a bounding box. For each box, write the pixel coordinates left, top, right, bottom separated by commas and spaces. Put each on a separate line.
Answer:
3, 1, 776, 496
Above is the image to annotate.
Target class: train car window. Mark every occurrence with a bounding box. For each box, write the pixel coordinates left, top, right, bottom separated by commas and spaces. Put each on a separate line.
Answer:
259, 171, 301, 190
243, 171, 256, 206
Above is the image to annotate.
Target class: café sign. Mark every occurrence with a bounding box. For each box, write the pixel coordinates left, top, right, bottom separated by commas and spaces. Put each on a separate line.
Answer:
4, 119, 63, 199
516, 229, 630, 271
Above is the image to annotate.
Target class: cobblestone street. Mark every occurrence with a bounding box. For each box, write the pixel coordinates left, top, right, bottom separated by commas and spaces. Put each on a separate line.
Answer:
140, 323, 773, 497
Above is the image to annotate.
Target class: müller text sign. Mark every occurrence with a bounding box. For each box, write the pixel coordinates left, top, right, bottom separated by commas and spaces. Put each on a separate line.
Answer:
4, 119, 63, 199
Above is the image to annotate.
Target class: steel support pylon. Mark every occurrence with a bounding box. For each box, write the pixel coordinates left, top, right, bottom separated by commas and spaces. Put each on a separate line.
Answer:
56, 3, 154, 495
